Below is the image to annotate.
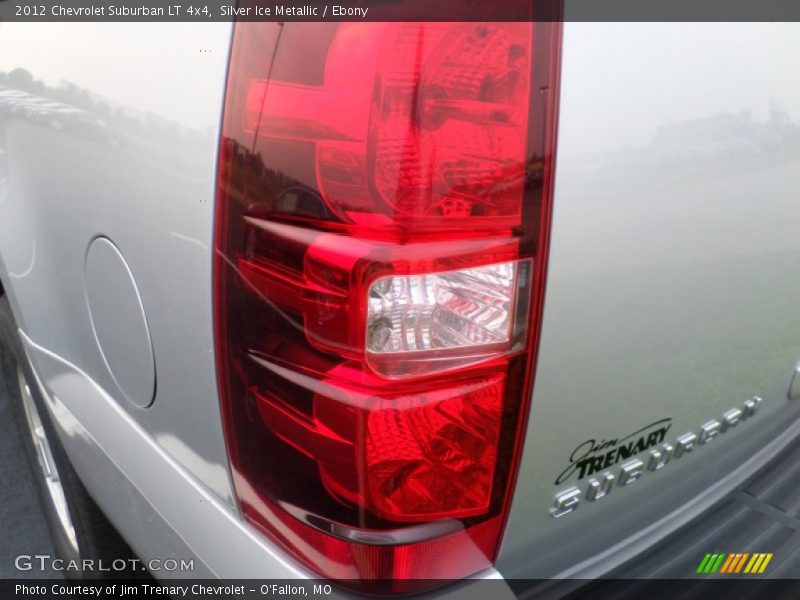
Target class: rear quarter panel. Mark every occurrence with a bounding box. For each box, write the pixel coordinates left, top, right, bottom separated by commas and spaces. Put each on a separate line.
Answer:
0, 23, 299, 577
0, 23, 234, 502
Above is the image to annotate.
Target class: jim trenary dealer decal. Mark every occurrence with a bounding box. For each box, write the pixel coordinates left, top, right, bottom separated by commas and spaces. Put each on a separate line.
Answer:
550, 397, 762, 518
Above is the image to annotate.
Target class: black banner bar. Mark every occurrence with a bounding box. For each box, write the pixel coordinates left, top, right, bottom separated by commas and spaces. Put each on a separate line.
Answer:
4, 579, 800, 600
3, 0, 800, 22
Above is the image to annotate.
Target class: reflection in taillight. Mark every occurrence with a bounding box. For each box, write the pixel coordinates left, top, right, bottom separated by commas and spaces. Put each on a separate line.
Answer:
214, 19, 561, 591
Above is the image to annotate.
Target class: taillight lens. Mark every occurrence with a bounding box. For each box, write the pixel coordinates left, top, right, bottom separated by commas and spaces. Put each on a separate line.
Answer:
215, 19, 561, 591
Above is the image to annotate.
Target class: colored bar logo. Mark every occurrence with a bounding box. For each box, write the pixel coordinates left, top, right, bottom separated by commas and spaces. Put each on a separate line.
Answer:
696, 552, 773, 574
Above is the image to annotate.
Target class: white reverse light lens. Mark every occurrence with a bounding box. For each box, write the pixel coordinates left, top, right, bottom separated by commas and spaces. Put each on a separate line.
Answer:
367, 261, 525, 356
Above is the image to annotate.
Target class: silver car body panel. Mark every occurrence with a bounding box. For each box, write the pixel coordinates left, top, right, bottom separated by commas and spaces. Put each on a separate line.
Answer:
0, 23, 236, 505
498, 22, 800, 577
1, 20, 799, 580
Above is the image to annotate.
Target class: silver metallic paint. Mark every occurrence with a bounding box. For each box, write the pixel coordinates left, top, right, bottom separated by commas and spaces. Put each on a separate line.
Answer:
0, 23, 236, 507
85, 236, 156, 409
497, 22, 800, 577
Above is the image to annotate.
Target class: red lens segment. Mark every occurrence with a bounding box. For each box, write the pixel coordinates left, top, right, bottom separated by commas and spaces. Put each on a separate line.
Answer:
370, 24, 531, 228
215, 20, 561, 591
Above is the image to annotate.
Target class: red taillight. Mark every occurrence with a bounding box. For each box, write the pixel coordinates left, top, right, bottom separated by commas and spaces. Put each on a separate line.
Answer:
214, 19, 561, 591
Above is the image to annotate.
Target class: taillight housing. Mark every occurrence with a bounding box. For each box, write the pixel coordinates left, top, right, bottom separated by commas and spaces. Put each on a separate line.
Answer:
215, 18, 561, 591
